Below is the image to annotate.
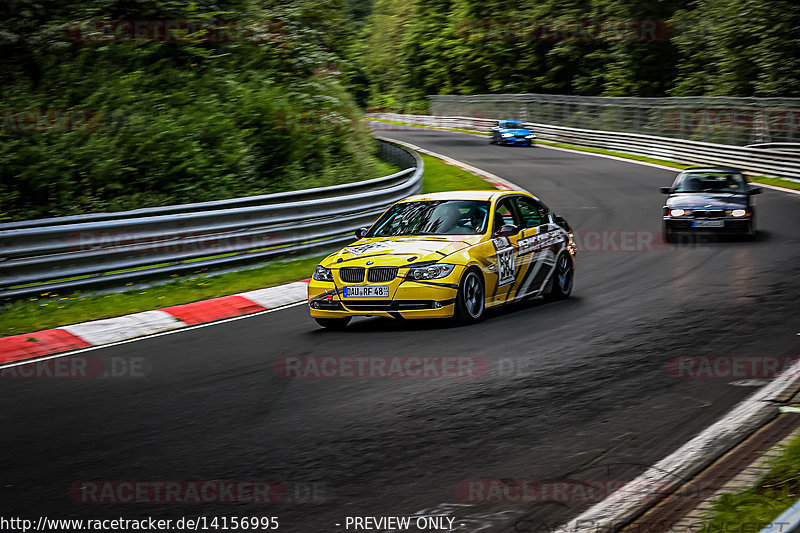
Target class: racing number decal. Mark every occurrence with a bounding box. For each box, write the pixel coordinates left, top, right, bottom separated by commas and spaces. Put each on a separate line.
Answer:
498, 250, 515, 286
493, 237, 516, 287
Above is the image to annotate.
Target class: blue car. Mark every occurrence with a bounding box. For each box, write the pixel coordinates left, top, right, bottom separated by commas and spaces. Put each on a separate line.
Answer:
490, 120, 536, 146
661, 167, 761, 242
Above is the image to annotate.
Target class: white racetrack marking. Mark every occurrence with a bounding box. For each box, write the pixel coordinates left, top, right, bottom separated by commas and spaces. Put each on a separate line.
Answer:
0, 301, 307, 370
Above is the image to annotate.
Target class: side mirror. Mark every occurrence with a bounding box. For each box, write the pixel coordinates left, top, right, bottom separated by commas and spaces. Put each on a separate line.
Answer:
354, 228, 368, 239
494, 224, 519, 238
660, 187, 672, 194
749, 186, 762, 195
553, 215, 571, 231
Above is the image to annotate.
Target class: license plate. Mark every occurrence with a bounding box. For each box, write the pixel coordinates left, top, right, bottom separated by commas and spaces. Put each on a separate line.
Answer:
693, 220, 724, 228
343, 286, 390, 298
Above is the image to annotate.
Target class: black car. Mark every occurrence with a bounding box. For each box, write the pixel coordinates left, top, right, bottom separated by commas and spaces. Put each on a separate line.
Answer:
660, 167, 761, 242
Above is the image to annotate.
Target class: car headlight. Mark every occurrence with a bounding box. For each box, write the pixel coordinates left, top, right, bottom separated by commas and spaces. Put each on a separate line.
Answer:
313, 265, 334, 282
727, 209, 748, 217
669, 208, 691, 217
525, 134, 535, 139
501, 133, 514, 138
407, 264, 455, 280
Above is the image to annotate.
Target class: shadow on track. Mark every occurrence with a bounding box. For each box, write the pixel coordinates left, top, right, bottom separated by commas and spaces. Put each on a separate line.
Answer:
309, 296, 582, 334
666, 230, 771, 246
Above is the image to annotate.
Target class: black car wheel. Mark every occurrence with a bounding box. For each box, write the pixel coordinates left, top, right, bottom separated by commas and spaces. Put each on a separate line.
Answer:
744, 219, 757, 240
543, 252, 574, 301
455, 268, 485, 323
314, 317, 352, 329
663, 222, 677, 243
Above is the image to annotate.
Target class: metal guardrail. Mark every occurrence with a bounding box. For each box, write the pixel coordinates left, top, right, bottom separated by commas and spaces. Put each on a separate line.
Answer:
428, 93, 800, 146
368, 113, 800, 180
747, 143, 800, 152
0, 138, 423, 300
758, 498, 800, 533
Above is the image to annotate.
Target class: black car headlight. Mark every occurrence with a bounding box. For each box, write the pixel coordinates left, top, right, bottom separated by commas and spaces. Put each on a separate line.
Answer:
407, 264, 455, 280
525, 134, 535, 139
726, 209, 748, 217
313, 265, 334, 282
501, 133, 514, 138
668, 208, 692, 217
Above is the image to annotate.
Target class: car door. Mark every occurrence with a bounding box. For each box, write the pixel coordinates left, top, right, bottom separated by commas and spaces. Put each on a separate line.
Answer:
489, 197, 524, 304
512, 196, 561, 297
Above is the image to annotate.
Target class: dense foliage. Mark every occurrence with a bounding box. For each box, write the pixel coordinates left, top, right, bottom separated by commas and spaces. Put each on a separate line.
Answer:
0, 0, 380, 220
356, 0, 800, 111
3, 0, 798, 220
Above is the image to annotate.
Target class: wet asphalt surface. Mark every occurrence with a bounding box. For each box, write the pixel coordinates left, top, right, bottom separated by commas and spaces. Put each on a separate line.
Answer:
2, 128, 800, 532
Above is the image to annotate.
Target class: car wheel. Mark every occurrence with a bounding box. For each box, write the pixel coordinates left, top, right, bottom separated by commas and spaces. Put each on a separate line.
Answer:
455, 268, 485, 323
663, 223, 676, 243
314, 317, 352, 330
490, 134, 497, 144
543, 252, 574, 301
744, 219, 757, 241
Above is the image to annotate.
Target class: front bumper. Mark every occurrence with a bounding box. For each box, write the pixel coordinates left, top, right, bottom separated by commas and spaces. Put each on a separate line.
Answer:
663, 217, 752, 234
500, 138, 533, 146
308, 272, 462, 320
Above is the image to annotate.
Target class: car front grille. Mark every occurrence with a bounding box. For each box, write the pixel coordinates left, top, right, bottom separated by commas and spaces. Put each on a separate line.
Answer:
693, 209, 725, 218
339, 267, 365, 283
367, 267, 398, 283
342, 300, 442, 311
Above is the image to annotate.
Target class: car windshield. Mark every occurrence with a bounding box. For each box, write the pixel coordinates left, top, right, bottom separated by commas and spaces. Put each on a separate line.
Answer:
673, 172, 748, 194
504, 121, 524, 129
367, 200, 490, 237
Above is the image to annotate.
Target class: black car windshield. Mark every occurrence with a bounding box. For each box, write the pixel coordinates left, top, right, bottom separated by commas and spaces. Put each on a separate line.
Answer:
503, 121, 524, 129
367, 200, 490, 237
673, 172, 748, 194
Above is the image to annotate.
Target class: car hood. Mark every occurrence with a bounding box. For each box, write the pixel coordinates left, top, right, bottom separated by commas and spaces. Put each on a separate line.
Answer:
499, 128, 532, 136
666, 193, 748, 209
322, 236, 481, 268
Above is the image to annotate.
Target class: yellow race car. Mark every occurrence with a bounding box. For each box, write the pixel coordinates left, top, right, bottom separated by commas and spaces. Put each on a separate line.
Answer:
308, 190, 577, 328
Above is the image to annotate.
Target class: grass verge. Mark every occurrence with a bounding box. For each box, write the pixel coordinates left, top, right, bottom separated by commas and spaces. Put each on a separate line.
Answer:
0, 256, 324, 337
0, 151, 493, 336
749, 175, 800, 191
535, 140, 689, 169
420, 153, 495, 193
701, 430, 800, 529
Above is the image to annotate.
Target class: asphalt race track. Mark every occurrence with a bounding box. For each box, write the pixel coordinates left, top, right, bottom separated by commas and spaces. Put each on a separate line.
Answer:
3, 129, 800, 532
